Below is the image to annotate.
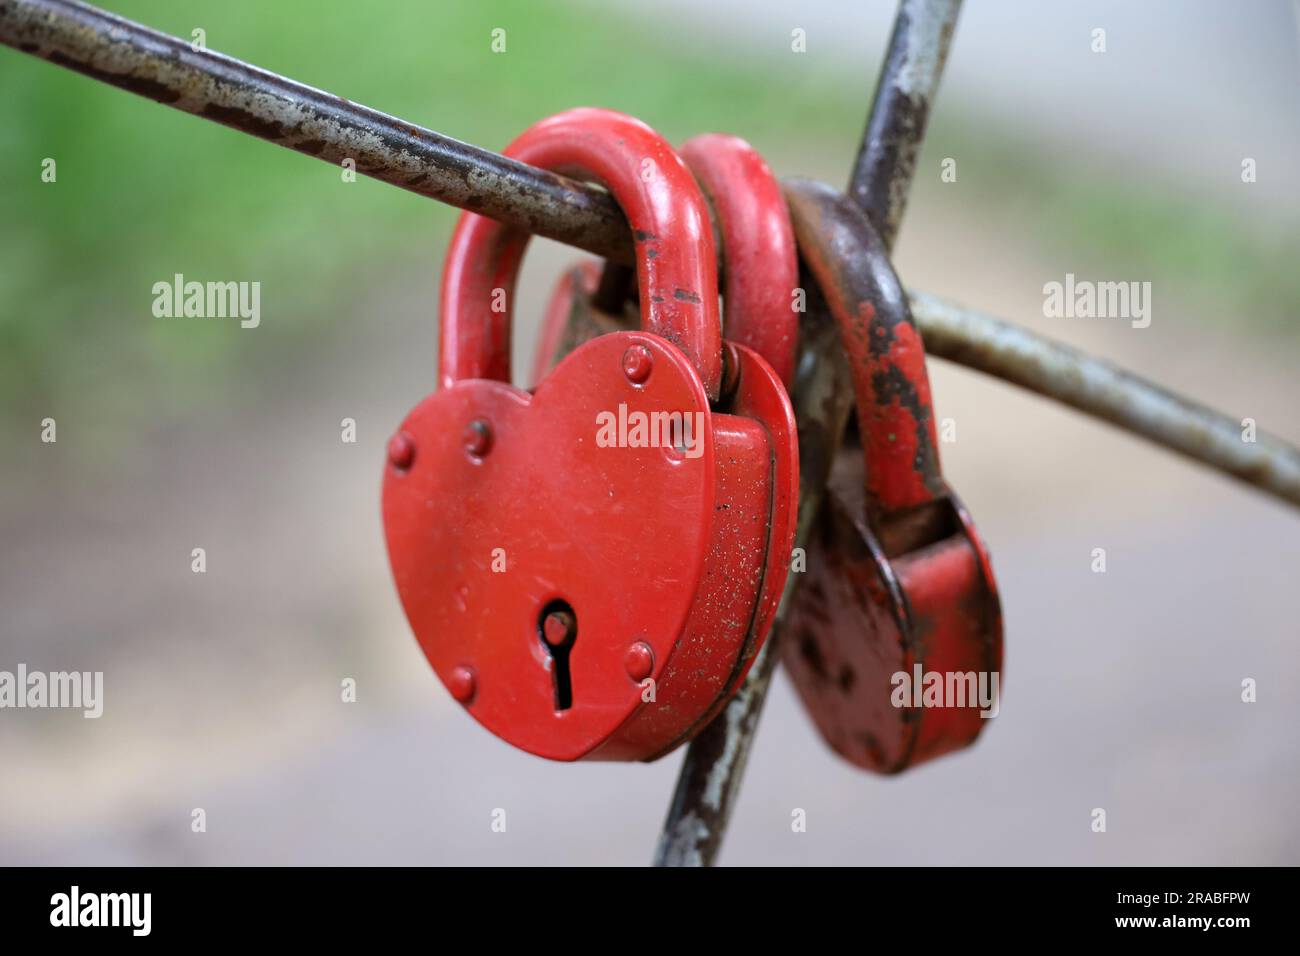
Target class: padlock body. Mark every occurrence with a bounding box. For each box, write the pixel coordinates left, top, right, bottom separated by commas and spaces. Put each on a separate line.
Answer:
384, 330, 779, 761
784, 444, 1002, 772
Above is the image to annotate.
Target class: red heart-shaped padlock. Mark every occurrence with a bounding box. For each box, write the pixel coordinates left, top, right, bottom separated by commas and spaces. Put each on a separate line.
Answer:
383, 109, 798, 762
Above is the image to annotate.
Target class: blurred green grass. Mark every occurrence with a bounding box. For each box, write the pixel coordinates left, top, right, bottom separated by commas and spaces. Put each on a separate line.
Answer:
1, 0, 1294, 431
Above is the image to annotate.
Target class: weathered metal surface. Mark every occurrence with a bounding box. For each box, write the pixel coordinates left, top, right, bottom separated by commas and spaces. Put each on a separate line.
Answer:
782, 178, 1001, 772
909, 290, 1300, 507
0, 0, 636, 264
847, 0, 962, 248
788, 177, 946, 512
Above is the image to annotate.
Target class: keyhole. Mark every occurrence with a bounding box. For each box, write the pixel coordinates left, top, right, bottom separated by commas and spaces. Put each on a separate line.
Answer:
539, 601, 577, 711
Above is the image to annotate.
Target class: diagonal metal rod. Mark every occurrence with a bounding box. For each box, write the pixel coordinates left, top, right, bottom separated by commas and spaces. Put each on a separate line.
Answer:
910, 291, 1300, 502
849, 0, 963, 248
0, 0, 636, 264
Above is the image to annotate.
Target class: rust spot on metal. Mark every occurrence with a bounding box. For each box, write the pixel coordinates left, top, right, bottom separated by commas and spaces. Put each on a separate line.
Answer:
871, 364, 938, 481
848, 0, 960, 249
836, 665, 855, 693
798, 630, 830, 682
200, 102, 287, 139
46, 51, 182, 103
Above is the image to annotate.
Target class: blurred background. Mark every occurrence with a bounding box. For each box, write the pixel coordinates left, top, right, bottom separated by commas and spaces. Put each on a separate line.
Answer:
1, 0, 1297, 865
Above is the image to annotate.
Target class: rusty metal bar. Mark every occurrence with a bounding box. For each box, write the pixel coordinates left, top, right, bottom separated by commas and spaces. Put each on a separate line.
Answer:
848, 0, 962, 248
910, 291, 1300, 505
0, 0, 636, 264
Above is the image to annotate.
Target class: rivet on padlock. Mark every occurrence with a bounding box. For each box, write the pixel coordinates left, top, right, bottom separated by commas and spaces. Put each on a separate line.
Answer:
781, 179, 1004, 774
382, 109, 799, 762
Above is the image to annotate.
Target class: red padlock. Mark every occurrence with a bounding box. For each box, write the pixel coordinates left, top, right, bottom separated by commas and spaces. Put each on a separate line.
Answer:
383, 109, 798, 762
781, 179, 1003, 773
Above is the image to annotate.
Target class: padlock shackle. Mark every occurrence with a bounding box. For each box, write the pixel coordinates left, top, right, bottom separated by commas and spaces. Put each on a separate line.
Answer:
784, 178, 946, 515
439, 108, 723, 402
679, 134, 798, 389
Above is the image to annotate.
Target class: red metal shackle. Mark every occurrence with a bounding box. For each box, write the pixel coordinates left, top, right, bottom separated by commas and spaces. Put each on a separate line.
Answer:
784, 178, 945, 516
679, 134, 799, 389
438, 107, 724, 402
